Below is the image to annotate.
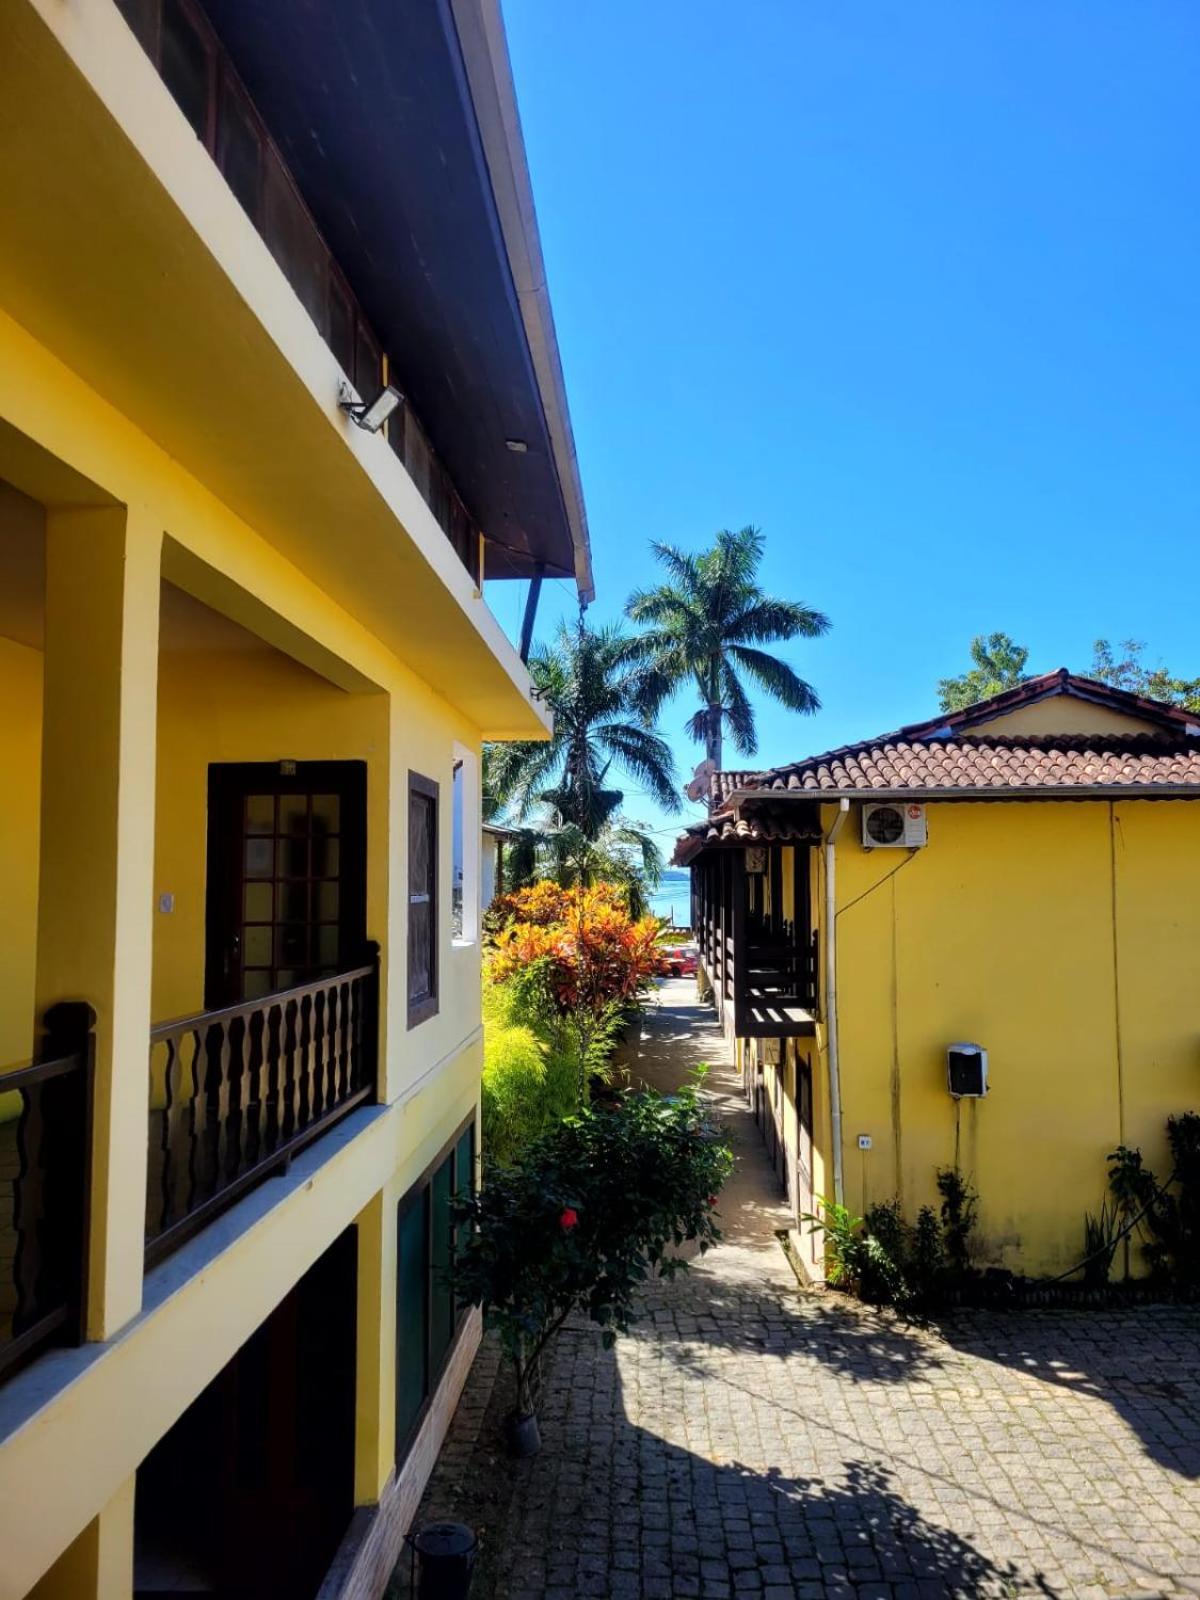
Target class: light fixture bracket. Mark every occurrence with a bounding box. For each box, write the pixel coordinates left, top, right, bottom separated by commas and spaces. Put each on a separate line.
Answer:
338, 380, 403, 434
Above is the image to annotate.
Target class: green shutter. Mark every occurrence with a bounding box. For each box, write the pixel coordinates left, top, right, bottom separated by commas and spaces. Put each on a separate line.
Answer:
396, 1189, 429, 1456
455, 1125, 475, 1199
429, 1155, 454, 1372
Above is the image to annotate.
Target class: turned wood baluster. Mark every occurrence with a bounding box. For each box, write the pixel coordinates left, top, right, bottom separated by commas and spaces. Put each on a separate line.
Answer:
282, 999, 299, 1141
312, 992, 326, 1120
158, 1036, 183, 1232
325, 984, 341, 1107
184, 1027, 206, 1218
264, 1002, 283, 1154
344, 976, 359, 1093
244, 1007, 265, 1171
336, 980, 350, 1099
297, 995, 313, 1130
212, 1017, 237, 1188
11, 1080, 48, 1336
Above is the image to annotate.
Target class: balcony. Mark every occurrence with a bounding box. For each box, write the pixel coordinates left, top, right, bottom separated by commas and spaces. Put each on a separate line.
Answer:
146, 956, 379, 1266
0, 959, 379, 1379
693, 846, 819, 1039
0, 1006, 92, 1379
738, 923, 820, 1036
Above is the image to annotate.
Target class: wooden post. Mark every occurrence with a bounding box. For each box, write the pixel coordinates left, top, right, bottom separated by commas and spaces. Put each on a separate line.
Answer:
518, 562, 545, 665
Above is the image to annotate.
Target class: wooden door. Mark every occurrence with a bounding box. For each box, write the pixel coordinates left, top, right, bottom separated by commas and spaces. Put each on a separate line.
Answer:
205, 761, 367, 1008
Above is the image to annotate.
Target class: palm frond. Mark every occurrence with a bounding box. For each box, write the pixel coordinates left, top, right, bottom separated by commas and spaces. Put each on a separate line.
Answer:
596, 722, 680, 812
726, 598, 831, 644
646, 541, 702, 593
684, 705, 711, 745
720, 663, 759, 756
727, 646, 822, 714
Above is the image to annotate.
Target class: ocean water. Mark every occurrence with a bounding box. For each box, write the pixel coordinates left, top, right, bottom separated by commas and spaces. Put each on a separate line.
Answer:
650, 867, 692, 928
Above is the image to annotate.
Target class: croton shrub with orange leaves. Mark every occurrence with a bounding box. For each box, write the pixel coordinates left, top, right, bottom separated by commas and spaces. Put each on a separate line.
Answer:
487, 882, 666, 1015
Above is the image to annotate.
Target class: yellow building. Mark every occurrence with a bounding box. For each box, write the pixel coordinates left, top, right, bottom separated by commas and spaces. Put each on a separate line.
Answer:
679, 671, 1200, 1282
0, 2, 591, 1595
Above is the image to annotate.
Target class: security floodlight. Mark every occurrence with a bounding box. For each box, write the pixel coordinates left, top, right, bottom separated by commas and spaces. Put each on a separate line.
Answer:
338, 380, 402, 434
505, 438, 528, 453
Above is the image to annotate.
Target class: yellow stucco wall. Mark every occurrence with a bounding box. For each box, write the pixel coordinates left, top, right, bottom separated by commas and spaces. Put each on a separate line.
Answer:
967, 697, 1165, 738
0, 637, 41, 1068
0, 5, 558, 1592
811, 798, 1200, 1276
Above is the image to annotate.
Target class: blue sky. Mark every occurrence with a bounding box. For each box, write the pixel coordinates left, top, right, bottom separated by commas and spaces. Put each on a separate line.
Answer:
489, 1, 1200, 846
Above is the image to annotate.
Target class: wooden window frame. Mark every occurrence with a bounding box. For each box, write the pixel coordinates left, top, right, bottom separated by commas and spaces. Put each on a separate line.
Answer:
407, 771, 440, 1028
395, 1113, 476, 1467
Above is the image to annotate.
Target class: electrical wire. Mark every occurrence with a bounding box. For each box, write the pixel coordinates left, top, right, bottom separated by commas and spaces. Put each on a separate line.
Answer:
1041, 1169, 1178, 1286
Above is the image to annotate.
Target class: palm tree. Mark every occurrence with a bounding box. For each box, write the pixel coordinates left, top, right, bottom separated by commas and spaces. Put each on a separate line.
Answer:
624, 525, 829, 780
502, 818, 664, 919
487, 618, 679, 838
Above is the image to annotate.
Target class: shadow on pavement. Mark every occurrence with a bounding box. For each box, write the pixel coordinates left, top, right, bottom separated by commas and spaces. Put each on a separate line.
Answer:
937, 1305, 1200, 1481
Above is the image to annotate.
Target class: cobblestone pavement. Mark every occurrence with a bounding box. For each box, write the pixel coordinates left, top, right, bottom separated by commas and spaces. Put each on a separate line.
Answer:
405, 982, 1200, 1599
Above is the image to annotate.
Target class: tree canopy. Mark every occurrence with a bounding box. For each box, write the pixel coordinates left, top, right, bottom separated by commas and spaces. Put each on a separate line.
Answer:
937, 633, 1200, 714
486, 618, 678, 839
623, 525, 829, 777
936, 633, 1031, 711
1089, 638, 1200, 712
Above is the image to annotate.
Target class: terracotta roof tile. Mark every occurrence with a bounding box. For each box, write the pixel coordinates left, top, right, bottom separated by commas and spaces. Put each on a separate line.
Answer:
715, 733, 1200, 799
672, 809, 820, 865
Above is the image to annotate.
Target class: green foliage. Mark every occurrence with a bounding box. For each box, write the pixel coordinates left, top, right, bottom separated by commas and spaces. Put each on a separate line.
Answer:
482, 1017, 578, 1171
860, 1200, 913, 1307
481, 962, 630, 1166
805, 1174, 976, 1316
934, 634, 1200, 720
936, 1167, 978, 1275
623, 525, 829, 769
910, 1206, 948, 1302
497, 819, 664, 917
453, 1074, 733, 1417
1108, 1114, 1200, 1287
937, 632, 1030, 711
1090, 639, 1200, 712
803, 1199, 912, 1310
485, 618, 679, 839
1081, 1198, 1121, 1288
803, 1199, 862, 1290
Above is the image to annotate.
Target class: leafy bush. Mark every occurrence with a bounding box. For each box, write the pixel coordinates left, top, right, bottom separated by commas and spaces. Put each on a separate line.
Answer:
936, 1167, 978, 1276
1108, 1113, 1200, 1287
1081, 1198, 1121, 1288
486, 882, 664, 1106
910, 1206, 948, 1303
804, 1199, 909, 1308
805, 1171, 977, 1316
487, 882, 665, 1014
453, 1074, 733, 1424
481, 975, 582, 1166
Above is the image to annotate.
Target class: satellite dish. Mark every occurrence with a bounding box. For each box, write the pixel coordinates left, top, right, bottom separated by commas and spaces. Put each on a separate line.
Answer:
684, 759, 717, 802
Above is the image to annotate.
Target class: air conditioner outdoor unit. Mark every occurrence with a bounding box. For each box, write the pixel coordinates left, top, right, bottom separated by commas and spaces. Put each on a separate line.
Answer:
947, 1042, 988, 1099
862, 802, 928, 850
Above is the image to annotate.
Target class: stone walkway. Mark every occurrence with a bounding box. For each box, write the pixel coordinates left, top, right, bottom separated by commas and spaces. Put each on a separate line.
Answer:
401, 980, 1200, 1599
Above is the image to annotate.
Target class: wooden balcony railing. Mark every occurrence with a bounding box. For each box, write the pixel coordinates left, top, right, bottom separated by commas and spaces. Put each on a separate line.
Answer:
0, 1003, 94, 1379
742, 925, 820, 1014
145, 952, 379, 1267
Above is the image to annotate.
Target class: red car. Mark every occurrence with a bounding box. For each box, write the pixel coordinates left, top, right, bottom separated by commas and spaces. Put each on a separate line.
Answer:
660, 944, 699, 978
